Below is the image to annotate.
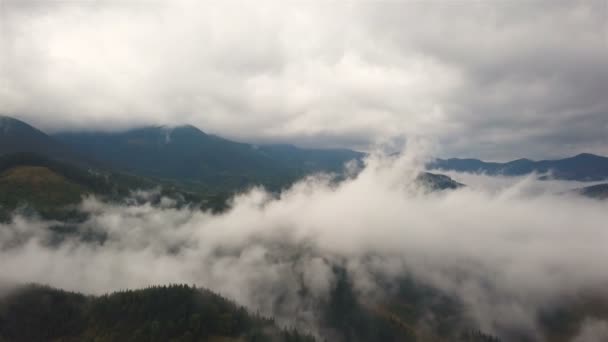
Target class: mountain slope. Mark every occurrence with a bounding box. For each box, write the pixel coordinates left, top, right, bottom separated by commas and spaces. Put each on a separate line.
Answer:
430, 153, 608, 181
0, 116, 363, 193
0, 116, 86, 165
56, 126, 279, 180
574, 183, 608, 200
257, 144, 364, 173
0, 153, 152, 221
0, 152, 227, 221
0, 284, 316, 342
0, 165, 86, 210
416, 172, 465, 191
54, 126, 364, 191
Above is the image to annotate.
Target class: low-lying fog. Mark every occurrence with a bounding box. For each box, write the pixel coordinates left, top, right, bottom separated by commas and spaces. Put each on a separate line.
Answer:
1, 151, 607, 341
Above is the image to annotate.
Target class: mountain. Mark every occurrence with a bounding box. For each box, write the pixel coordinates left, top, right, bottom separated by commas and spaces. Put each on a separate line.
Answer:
429, 153, 608, 181
257, 143, 363, 173
55, 125, 283, 183
2, 116, 468, 195
10, 278, 601, 342
54, 126, 364, 191
0, 117, 365, 216
0, 115, 364, 193
416, 172, 465, 191
0, 116, 88, 166
0, 279, 503, 342
0, 153, 230, 222
0, 153, 147, 221
574, 183, 608, 200
0, 284, 316, 342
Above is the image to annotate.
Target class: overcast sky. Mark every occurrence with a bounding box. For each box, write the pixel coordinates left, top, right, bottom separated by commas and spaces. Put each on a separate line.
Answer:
1, 0, 607, 160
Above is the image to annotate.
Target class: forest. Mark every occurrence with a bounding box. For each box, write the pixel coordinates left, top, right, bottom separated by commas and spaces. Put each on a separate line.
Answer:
0, 284, 316, 342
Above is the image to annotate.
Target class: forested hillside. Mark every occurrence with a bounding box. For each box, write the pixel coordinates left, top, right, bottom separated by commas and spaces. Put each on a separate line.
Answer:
0, 284, 315, 342
0, 153, 228, 222
0, 280, 509, 342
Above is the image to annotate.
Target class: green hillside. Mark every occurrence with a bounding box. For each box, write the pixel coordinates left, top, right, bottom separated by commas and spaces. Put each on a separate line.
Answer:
0, 165, 87, 219
0, 284, 315, 342
0, 278, 507, 342
0, 153, 230, 221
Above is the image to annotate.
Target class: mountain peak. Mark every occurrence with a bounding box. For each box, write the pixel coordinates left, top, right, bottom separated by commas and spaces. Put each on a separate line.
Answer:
0, 116, 28, 131
0, 116, 87, 166
157, 124, 207, 136
0, 115, 44, 136
572, 153, 600, 160
172, 124, 206, 135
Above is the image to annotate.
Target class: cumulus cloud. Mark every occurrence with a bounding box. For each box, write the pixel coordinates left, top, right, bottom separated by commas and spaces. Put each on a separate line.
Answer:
0, 0, 606, 158
0, 150, 607, 340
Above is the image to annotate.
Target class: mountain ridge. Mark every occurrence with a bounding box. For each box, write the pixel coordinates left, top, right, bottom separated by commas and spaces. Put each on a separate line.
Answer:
53, 124, 365, 191
3, 115, 607, 185
0, 116, 365, 192
429, 153, 608, 181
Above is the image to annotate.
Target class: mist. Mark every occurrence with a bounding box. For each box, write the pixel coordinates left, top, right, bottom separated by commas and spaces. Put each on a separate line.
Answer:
1, 150, 607, 340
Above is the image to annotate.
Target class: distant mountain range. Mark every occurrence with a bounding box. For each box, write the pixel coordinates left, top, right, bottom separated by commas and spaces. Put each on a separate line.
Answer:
0, 116, 364, 192
429, 153, 608, 181
0, 116, 86, 165
53, 126, 363, 191
2, 115, 607, 197
573, 183, 608, 200
0, 116, 475, 220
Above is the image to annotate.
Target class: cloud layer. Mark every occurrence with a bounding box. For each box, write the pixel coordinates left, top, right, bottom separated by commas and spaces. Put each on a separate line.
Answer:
1, 0, 607, 158
1, 151, 607, 340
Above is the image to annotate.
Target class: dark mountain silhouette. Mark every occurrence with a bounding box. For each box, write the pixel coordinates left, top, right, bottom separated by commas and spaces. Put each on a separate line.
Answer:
416, 172, 465, 191
574, 183, 608, 200
4, 114, 606, 190
429, 153, 608, 181
53, 126, 364, 191
0, 116, 75, 162
0, 116, 364, 192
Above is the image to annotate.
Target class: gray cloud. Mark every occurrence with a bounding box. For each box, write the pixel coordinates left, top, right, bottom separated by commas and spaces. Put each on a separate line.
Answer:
0, 0, 607, 158
572, 318, 608, 342
1, 150, 608, 340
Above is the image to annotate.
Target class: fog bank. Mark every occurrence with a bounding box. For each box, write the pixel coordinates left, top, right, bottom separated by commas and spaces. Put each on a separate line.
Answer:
1, 151, 607, 340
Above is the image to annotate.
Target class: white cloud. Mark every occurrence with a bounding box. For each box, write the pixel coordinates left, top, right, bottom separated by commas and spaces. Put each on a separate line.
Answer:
1, 0, 606, 157
572, 319, 608, 342
1, 150, 607, 339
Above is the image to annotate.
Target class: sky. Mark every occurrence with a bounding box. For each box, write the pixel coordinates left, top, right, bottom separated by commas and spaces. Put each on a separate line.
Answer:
1, 0, 607, 160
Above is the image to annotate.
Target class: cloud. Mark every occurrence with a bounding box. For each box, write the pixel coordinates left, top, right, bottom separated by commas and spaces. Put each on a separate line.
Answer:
432, 170, 608, 196
1, 150, 607, 340
572, 319, 608, 342
0, 0, 606, 158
